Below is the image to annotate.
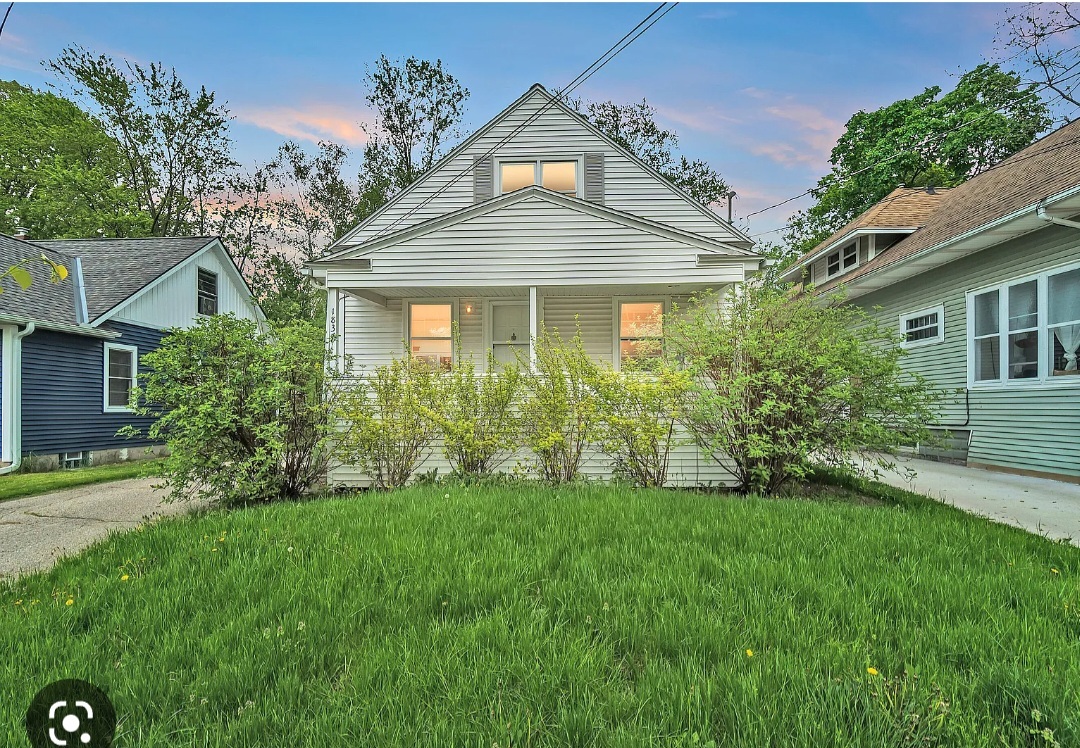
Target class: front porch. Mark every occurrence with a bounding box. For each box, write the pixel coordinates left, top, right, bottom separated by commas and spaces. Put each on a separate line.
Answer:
327, 281, 733, 374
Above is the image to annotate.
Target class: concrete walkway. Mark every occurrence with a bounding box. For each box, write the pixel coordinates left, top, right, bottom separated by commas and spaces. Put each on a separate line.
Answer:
876, 459, 1080, 546
0, 478, 205, 579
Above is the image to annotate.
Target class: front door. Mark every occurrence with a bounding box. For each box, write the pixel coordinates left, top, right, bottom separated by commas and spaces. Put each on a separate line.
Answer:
490, 302, 529, 365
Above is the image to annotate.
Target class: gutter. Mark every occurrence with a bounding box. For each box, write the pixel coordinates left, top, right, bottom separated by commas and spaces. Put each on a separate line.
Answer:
0, 315, 119, 339
1036, 201, 1080, 230
0, 322, 36, 475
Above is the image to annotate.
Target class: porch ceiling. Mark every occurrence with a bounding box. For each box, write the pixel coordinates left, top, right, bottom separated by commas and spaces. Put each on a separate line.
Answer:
337, 281, 734, 300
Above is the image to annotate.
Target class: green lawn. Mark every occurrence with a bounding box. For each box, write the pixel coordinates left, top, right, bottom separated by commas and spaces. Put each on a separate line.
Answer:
2, 480, 1077, 746
0, 459, 164, 502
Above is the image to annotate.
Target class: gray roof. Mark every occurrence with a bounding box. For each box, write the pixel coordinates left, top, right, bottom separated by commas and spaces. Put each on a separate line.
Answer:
0, 234, 80, 327
33, 237, 216, 322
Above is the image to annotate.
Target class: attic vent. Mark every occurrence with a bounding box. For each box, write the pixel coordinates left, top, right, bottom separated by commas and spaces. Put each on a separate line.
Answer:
473, 155, 493, 203
696, 254, 732, 268
584, 152, 604, 204
353, 258, 372, 271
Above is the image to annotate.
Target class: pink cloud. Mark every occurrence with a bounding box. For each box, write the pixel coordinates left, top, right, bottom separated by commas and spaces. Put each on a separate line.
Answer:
655, 104, 741, 135
235, 104, 374, 147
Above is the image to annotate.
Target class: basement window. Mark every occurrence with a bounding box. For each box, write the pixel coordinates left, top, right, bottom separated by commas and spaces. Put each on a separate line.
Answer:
60, 452, 88, 470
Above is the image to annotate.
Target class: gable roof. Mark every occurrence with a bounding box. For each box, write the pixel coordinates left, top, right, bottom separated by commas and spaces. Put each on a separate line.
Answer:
312, 185, 757, 268
33, 237, 216, 322
784, 187, 952, 278
327, 83, 752, 253
811, 117, 1080, 295
0, 233, 80, 328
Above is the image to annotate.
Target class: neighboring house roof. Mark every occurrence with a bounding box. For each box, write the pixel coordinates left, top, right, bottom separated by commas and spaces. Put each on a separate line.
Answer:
807, 117, 1080, 296
326, 83, 753, 254
0, 233, 80, 328
33, 237, 216, 322
785, 187, 952, 277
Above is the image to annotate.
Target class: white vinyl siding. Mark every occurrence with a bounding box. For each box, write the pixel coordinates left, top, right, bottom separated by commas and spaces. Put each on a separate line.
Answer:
337, 89, 743, 248
113, 246, 257, 328
323, 196, 748, 289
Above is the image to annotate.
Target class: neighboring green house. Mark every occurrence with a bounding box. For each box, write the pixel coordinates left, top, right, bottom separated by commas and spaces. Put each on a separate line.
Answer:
781, 120, 1080, 483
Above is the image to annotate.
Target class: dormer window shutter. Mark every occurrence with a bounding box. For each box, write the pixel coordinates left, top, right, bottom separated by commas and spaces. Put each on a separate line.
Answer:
473, 155, 493, 203
584, 152, 605, 204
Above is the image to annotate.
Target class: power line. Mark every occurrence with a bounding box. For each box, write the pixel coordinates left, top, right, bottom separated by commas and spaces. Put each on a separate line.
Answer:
744, 77, 1059, 221
362, 2, 679, 244
0, 3, 14, 42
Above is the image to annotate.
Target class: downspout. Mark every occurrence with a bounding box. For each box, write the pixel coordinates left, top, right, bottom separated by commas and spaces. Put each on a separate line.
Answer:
0, 321, 36, 475
1036, 202, 1080, 231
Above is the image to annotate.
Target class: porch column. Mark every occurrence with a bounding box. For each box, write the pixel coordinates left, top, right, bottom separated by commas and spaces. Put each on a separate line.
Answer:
529, 286, 538, 371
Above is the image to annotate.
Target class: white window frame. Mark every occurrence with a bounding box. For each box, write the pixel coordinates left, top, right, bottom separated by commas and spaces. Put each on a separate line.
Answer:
824, 241, 859, 280
404, 300, 457, 369
965, 258, 1080, 389
613, 297, 668, 372
899, 305, 945, 348
495, 155, 584, 197
103, 342, 138, 413
197, 267, 218, 316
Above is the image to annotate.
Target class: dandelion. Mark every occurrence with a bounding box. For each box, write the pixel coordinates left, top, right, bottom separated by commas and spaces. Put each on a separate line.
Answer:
297, 621, 306, 631
1051, 568, 1060, 574
15, 599, 22, 606
121, 575, 130, 581
444, 493, 450, 499
746, 649, 753, 658
603, 602, 609, 611
287, 546, 294, 553
65, 599, 74, 607
867, 667, 879, 676
211, 548, 218, 553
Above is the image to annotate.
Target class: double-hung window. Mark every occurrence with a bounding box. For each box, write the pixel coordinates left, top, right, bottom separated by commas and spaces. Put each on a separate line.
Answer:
408, 303, 453, 369
618, 300, 664, 370
968, 262, 1080, 385
197, 268, 218, 315
825, 243, 858, 279
499, 159, 579, 196
104, 343, 137, 412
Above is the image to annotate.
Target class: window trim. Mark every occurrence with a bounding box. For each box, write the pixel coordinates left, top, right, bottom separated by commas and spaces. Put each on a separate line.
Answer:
965, 258, 1080, 389
899, 304, 945, 348
824, 240, 859, 281
494, 155, 584, 197
404, 299, 457, 369
103, 342, 138, 413
613, 297, 668, 372
197, 267, 218, 316
483, 299, 530, 371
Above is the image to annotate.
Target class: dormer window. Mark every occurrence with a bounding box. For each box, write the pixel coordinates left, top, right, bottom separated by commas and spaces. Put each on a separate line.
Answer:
498, 159, 579, 196
825, 243, 858, 279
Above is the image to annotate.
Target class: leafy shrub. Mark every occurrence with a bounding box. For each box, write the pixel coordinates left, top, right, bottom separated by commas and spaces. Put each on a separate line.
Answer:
665, 287, 942, 495
518, 324, 600, 484
124, 315, 340, 506
591, 360, 691, 488
429, 349, 523, 479
333, 355, 445, 489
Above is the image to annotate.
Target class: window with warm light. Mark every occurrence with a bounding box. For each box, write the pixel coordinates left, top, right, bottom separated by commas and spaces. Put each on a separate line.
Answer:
498, 159, 579, 195
619, 301, 664, 368
409, 303, 453, 369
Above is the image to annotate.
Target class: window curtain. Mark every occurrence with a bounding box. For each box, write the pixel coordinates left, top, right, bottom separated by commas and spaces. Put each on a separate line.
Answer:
1056, 325, 1080, 371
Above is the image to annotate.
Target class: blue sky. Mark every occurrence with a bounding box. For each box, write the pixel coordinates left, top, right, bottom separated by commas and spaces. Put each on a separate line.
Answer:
0, 2, 1014, 237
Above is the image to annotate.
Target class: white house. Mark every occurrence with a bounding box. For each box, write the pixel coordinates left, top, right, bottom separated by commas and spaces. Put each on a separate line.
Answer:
307, 84, 764, 485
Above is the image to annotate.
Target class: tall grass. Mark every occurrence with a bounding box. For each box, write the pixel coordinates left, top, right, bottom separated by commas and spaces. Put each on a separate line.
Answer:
2, 483, 1077, 746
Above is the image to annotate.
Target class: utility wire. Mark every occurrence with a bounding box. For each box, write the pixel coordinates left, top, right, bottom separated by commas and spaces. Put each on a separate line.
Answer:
744, 76, 1061, 221
362, 2, 679, 244
0, 3, 14, 42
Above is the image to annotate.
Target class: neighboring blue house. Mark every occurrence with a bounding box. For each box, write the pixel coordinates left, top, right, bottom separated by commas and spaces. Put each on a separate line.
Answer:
0, 233, 262, 471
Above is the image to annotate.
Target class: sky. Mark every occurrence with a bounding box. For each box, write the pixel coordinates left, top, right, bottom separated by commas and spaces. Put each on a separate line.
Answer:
0, 2, 1019, 239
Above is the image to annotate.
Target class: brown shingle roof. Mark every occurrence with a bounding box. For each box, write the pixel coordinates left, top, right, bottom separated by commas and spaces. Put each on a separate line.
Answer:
817, 117, 1080, 293
789, 187, 952, 272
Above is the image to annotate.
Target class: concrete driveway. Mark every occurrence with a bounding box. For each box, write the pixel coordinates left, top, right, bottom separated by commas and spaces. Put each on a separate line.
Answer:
0, 478, 205, 579
877, 459, 1080, 546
